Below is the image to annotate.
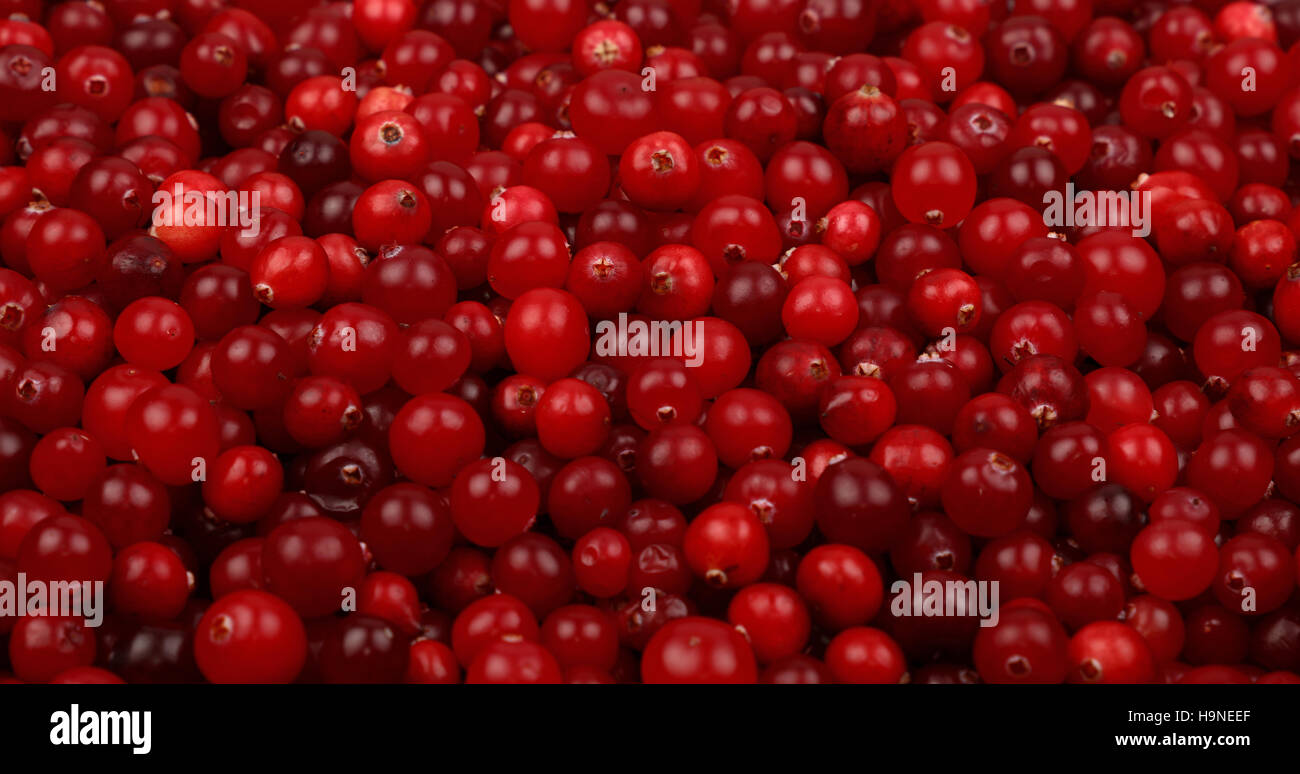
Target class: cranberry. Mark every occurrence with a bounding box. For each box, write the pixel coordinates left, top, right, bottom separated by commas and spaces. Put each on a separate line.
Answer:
194, 590, 307, 683
683, 502, 769, 588
449, 457, 539, 547
641, 617, 757, 683
823, 86, 907, 174
1213, 533, 1295, 616
974, 606, 1069, 684
125, 384, 221, 487
1067, 621, 1156, 684
815, 457, 909, 552
825, 626, 907, 684
491, 532, 576, 618
503, 288, 590, 382
110, 541, 191, 621
2, 0, 1297, 687
29, 428, 105, 501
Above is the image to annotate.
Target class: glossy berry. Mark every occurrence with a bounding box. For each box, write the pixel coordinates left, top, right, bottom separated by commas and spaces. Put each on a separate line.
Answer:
195, 590, 307, 684
641, 617, 758, 684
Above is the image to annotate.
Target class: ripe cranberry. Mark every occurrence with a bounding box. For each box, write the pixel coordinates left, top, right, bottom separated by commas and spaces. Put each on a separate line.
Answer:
794, 543, 882, 632
973, 606, 1068, 684
726, 583, 810, 664
492, 532, 576, 618
691, 194, 781, 275
392, 319, 470, 396
406, 639, 460, 684
352, 180, 432, 252
1119, 66, 1193, 139
637, 423, 718, 505
546, 457, 631, 541
641, 617, 757, 683
449, 457, 539, 547
28, 427, 105, 502
723, 459, 814, 549
620, 131, 700, 212
1107, 423, 1178, 502
1131, 520, 1218, 602
892, 141, 977, 228
823, 86, 907, 174
1213, 533, 1295, 616
815, 457, 908, 552
504, 288, 590, 383
825, 627, 906, 684
958, 198, 1047, 280
907, 267, 981, 335
125, 384, 220, 487
1186, 429, 1274, 519
26, 208, 106, 291
952, 392, 1037, 463
110, 541, 191, 621
817, 375, 896, 446
569, 70, 657, 155
941, 448, 1032, 538
195, 590, 307, 684
998, 354, 1089, 429
572, 527, 632, 598
465, 639, 562, 685
683, 502, 769, 588
9, 615, 96, 682
1067, 621, 1156, 684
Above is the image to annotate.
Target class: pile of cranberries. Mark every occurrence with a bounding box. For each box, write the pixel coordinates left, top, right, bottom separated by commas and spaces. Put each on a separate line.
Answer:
2, 0, 1300, 685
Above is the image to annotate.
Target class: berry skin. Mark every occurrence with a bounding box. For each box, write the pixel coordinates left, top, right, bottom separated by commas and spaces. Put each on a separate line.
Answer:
29, 428, 105, 501
815, 457, 909, 552
109, 541, 191, 621
572, 527, 631, 598
728, 583, 811, 663
796, 544, 884, 632
125, 384, 221, 487
8, 615, 96, 682
891, 141, 977, 228
503, 288, 590, 383
1131, 520, 1218, 601
195, 590, 307, 684
818, 375, 896, 446
112, 297, 194, 370
450, 457, 540, 548
251, 236, 330, 309
620, 131, 700, 212
683, 502, 770, 589
389, 393, 485, 488
940, 449, 1033, 538
361, 483, 456, 576
1107, 423, 1178, 502
262, 517, 366, 618
907, 268, 981, 335
825, 627, 907, 684
1067, 621, 1157, 684
535, 378, 611, 459
782, 276, 859, 346
641, 617, 758, 684
823, 86, 907, 174
203, 445, 284, 524
973, 606, 1069, 684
